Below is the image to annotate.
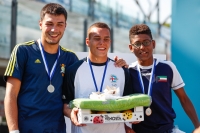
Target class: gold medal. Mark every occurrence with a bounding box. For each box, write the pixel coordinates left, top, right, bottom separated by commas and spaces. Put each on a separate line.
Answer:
47, 84, 55, 93
145, 107, 152, 116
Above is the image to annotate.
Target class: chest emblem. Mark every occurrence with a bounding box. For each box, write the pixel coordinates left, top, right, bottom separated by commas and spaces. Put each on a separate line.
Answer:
110, 75, 118, 83
60, 64, 66, 76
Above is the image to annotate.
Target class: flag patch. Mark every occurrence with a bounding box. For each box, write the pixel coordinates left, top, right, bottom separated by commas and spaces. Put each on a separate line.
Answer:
156, 76, 167, 82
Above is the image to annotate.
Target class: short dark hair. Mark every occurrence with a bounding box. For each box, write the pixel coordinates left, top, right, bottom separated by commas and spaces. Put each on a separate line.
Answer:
87, 22, 111, 39
129, 24, 152, 42
40, 3, 68, 21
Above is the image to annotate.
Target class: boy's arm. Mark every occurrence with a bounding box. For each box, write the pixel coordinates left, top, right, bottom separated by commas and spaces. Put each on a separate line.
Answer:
63, 104, 86, 126
4, 77, 21, 132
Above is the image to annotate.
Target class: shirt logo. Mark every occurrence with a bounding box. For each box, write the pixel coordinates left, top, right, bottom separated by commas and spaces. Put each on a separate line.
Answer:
156, 76, 167, 82
35, 59, 41, 63
110, 75, 118, 83
60, 64, 66, 77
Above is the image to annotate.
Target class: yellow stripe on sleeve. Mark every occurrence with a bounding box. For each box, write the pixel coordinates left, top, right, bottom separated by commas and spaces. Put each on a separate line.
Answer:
60, 46, 78, 57
4, 40, 34, 76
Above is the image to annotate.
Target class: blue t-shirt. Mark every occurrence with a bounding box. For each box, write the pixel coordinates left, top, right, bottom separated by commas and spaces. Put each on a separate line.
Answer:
4, 40, 78, 133
129, 59, 185, 133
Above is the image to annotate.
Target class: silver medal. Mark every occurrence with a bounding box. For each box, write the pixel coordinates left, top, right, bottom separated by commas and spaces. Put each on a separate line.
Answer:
145, 107, 152, 116
47, 84, 55, 93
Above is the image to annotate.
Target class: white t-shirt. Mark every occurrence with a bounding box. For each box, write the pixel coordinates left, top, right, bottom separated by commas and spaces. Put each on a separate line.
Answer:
63, 57, 132, 133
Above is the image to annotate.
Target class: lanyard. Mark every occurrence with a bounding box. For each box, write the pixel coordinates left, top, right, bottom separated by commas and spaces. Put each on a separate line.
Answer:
137, 59, 156, 96
38, 39, 60, 83
88, 57, 108, 92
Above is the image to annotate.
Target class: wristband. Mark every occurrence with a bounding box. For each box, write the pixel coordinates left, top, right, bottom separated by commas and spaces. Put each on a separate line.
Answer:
10, 130, 19, 133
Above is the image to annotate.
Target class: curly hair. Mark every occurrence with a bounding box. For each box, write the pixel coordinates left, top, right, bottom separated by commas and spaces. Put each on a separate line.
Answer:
40, 3, 68, 21
129, 24, 152, 42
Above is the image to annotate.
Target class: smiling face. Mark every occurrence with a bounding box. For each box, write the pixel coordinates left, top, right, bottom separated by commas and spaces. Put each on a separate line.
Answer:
86, 27, 111, 63
129, 34, 155, 66
39, 13, 66, 46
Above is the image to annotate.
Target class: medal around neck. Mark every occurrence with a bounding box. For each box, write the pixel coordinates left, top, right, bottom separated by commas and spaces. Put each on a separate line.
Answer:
145, 107, 152, 116
38, 39, 59, 94
47, 84, 55, 93
137, 59, 156, 117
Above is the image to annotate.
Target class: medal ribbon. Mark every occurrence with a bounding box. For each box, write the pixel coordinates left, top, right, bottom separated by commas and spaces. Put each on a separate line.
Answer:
38, 39, 60, 83
88, 57, 108, 92
137, 59, 156, 96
